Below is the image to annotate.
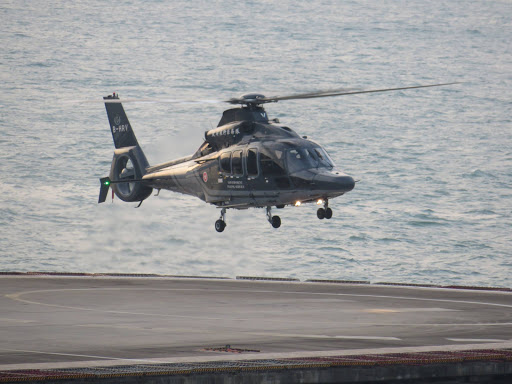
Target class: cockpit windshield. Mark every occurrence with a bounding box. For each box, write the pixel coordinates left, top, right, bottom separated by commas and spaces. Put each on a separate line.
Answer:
286, 146, 335, 173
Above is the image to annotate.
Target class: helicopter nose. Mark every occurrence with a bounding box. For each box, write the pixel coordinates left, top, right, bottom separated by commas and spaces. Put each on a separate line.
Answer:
313, 171, 355, 192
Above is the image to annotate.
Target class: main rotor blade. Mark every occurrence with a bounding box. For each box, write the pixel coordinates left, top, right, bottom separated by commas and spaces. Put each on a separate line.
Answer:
224, 87, 357, 105
260, 82, 462, 103
102, 98, 223, 105
69, 98, 223, 105
75, 82, 461, 106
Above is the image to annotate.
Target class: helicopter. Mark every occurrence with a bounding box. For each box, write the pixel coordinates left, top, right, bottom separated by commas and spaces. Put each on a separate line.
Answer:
98, 83, 458, 232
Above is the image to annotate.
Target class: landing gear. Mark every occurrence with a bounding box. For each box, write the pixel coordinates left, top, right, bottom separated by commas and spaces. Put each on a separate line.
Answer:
317, 199, 333, 220
215, 208, 227, 232
266, 206, 281, 229
215, 220, 226, 232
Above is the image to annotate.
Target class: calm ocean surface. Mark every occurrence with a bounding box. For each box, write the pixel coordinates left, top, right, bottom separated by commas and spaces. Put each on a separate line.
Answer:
1, 0, 511, 287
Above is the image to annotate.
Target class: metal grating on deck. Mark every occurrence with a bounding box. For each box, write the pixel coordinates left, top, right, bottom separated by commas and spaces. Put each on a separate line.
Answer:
1, 349, 511, 382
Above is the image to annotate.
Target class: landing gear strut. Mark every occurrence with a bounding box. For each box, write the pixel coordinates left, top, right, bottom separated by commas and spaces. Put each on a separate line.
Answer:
215, 208, 227, 232
317, 199, 333, 220
266, 206, 281, 229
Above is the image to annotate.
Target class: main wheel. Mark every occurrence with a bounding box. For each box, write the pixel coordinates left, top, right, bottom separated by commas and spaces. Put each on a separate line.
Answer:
271, 215, 281, 229
215, 219, 226, 232
317, 208, 325, 219
325, 207, 333, 219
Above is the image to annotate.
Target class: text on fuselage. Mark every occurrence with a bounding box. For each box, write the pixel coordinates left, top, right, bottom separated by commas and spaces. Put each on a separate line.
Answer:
112, 124, 129, 134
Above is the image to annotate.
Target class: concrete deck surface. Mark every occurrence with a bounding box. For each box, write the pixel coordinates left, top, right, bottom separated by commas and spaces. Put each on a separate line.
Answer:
0, 275, 511, 372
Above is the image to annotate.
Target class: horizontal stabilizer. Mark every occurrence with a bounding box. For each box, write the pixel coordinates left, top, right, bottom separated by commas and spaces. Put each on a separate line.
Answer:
99, 175, 160, 203
98, 177, 111, 203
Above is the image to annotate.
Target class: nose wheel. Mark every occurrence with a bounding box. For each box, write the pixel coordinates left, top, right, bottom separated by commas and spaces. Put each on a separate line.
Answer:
215, 208, 227, 232
267, 206, 281, 229
317, 199, 333, 220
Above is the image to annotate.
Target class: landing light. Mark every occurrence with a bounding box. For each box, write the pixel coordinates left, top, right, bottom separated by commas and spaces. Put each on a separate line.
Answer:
295, 201, 301, 207
317, 199, 324, 205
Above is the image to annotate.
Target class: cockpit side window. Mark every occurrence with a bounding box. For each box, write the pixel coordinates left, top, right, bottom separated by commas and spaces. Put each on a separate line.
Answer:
286, 146, 334, 173
314, 147, 335, 168
260, 151, 286, 176
286, 148, 315, 173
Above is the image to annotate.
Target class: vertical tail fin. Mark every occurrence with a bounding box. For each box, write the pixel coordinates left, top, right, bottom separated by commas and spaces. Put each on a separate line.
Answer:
99, 94, 152, 204
104, 93, 139, 149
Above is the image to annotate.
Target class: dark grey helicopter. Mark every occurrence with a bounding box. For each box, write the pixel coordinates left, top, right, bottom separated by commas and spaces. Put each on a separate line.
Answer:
98, 83, 457, 232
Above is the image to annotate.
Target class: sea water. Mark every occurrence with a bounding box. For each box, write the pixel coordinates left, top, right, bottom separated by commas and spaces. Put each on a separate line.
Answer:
1, 0, 511, 287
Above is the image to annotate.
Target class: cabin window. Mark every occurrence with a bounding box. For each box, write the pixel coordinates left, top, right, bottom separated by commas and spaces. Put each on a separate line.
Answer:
219, 152, 231, 173
246, 149, 258, 176
232, 150, 243, 175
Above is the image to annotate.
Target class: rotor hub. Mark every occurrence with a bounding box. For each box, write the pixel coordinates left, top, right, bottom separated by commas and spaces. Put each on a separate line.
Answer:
227, 93, 274, 107
240, 93, 266, 102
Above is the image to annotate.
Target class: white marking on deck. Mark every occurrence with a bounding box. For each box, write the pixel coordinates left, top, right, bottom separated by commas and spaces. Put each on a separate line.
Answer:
446, 338, 508, 343
364, 307, 458, 313
248, 333, 401, 341
0, 318, 34, 323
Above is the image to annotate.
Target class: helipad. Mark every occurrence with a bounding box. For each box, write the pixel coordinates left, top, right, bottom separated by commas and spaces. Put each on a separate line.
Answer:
0, 274, 511, 383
